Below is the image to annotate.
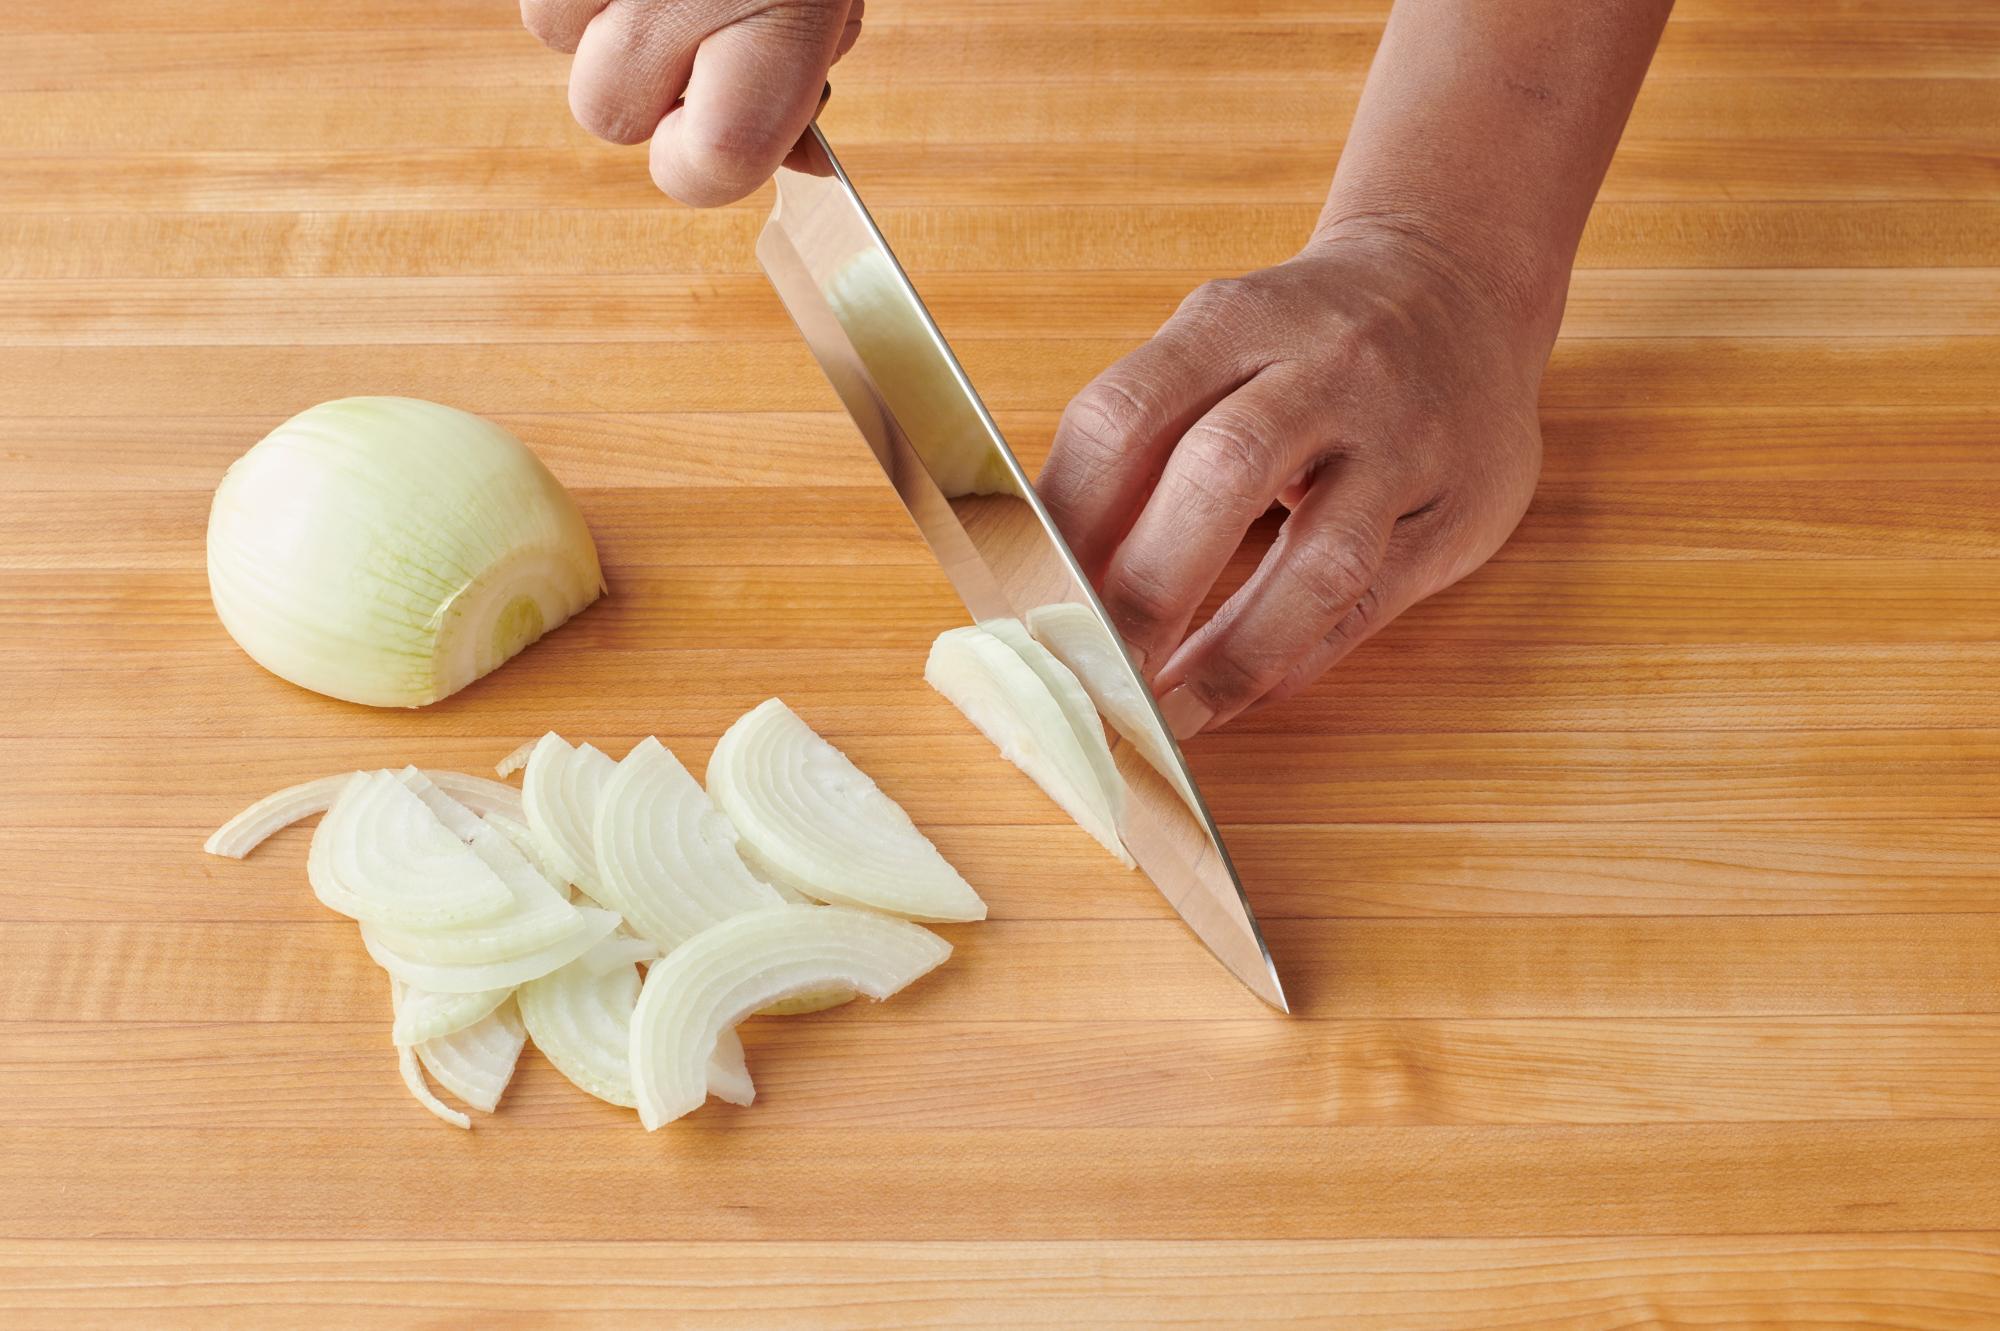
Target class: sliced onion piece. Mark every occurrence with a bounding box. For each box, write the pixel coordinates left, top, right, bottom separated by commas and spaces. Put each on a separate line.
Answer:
365, 905, 622, 993
708, 1027, 754, 1107
518, 935, 752, 1109
203, 772, 357, 859
594, 736, 785, 950
707, 700, 984, 923
397, 1044, 470, 1130
1026, 601, 1200, 812
495, 738, 537, 779
356, 770, 585, 965
630, 904, 951, 1129
483, 811, 569, 893
306, 771, 515, 928
978, 618, 1130, 864
429, 770, 527, 823
523, 732, 615, 892
926, 625, 1130, 867
393, 984, 512, 1047
413, 996, 527, 1114
206, 768, 521, 859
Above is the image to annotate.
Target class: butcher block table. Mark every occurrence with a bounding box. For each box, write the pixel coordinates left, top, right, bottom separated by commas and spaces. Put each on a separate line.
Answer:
3, 1, 1998, 1326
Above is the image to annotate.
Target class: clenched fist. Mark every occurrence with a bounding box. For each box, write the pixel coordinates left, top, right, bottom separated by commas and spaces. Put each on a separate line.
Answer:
521, 0, 863, 206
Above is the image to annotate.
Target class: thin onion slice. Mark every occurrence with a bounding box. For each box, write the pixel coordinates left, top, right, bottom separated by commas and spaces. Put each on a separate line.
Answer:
523, 732, 615, 892
430, 770, 527, 823
630, 904, 951, 1129
927, 624, 1130, 867
413, 996, 527, 1113
594, 736, 785, 950
205, 768, 522, 859
707, 700, 984, 923
393, 984, 512, 1047
495, 738, 537, 779
1026, 601, 1200, 812
364, 906, 622, 993
398, 1044, 470, 1130
203, 773, 356, 859
355, 770, 585, 966
518, 935, 754, 1109
307, 771, 515, 929
708, 1027, 754, 1107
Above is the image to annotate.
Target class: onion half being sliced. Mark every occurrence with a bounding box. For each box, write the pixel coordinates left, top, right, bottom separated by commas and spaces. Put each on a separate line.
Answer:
413, 995, 528, 1114
1025, 601, 1200, 812
707, 700, 984, 923
365, 906, 622, 993
935, 621, 1131, 867
519, 935, 754, 1110
523, 732, 615, 893
630, 904, 952, 1129
593, 736, 785, 950
307, 771, 515, 929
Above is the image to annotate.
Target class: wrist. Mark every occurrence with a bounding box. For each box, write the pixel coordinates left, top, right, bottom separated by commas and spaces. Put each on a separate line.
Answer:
1307, 198, 1572, 354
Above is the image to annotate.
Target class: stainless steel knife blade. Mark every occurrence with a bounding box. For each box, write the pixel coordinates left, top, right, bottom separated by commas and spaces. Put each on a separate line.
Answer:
757, 125, 1287, 1013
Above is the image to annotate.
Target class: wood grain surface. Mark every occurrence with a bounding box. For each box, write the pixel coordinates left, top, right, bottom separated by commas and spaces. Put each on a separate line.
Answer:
2, 1, 1996, 1327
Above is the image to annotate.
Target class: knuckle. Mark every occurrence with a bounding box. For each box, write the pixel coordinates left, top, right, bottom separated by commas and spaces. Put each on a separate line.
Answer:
1103, 560, 1183, 639
1328, 583, 1383, 644
1176, 416, 1283, 509
1189, 645, 1272, 714
1288, 527, 1379, 621
1176, 276, 1249, 321
1059, 380, 1151, 462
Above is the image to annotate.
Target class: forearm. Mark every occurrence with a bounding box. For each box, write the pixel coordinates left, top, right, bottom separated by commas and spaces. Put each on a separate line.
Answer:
1319, 0, 1673, 344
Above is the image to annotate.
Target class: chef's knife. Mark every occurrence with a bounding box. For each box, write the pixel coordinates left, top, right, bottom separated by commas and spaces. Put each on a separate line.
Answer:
757, 124, 1287, 1013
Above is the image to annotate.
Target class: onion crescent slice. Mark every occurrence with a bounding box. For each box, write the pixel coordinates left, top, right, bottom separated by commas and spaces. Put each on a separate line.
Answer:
393, 984, 512, 1047
364, 906, 622, 993
206, 768, 524, 859
706, 700, 984, 923
519, 936, 755, 1110
413, 996, 528, 1114
630, 904, 951, 1129
522, 732, 615, 893
593, 736, 785, 950
306, 771, 516, 929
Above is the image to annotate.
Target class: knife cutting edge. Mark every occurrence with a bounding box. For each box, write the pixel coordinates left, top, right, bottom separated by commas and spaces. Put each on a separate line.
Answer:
756, 123, 1288, 1013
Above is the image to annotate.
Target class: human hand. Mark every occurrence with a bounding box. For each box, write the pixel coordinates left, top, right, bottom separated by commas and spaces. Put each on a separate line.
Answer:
521, 0, 863, 206
1037, 223, 1554, 738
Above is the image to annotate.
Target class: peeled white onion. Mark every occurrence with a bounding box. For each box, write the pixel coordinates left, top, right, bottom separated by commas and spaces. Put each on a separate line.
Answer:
207, 397, 605, 708
522, 733, 615, 894
707, 699, 984, 923
306, 771, 516, 929
630, 904, 951, 1129
1026, 601, 1199, 812
952, 619, 1132, 867
412, 996, 528, 1114
364, 906, 622, 994
593, 736, 786, 950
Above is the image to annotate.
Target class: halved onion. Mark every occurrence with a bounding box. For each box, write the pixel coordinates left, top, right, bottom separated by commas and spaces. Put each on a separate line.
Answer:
707, 700, 984, 923
306, 771, 515, 928
413, 996, 528, 1114
518, 934, 753, 1109
630, 904, 951, 1129
593, 736, 785, 950
393, 984, 512, 1047
364, 905, 622, 993
926, 624, 1130, 867
1026, 601, 1199, 811
523, 732, 615, 893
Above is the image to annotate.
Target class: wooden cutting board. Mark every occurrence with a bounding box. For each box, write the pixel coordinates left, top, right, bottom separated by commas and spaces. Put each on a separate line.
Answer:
2, 1, 1997, 1325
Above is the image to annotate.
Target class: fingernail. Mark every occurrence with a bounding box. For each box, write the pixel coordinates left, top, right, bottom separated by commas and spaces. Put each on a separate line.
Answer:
1156, 685, 1214, 741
